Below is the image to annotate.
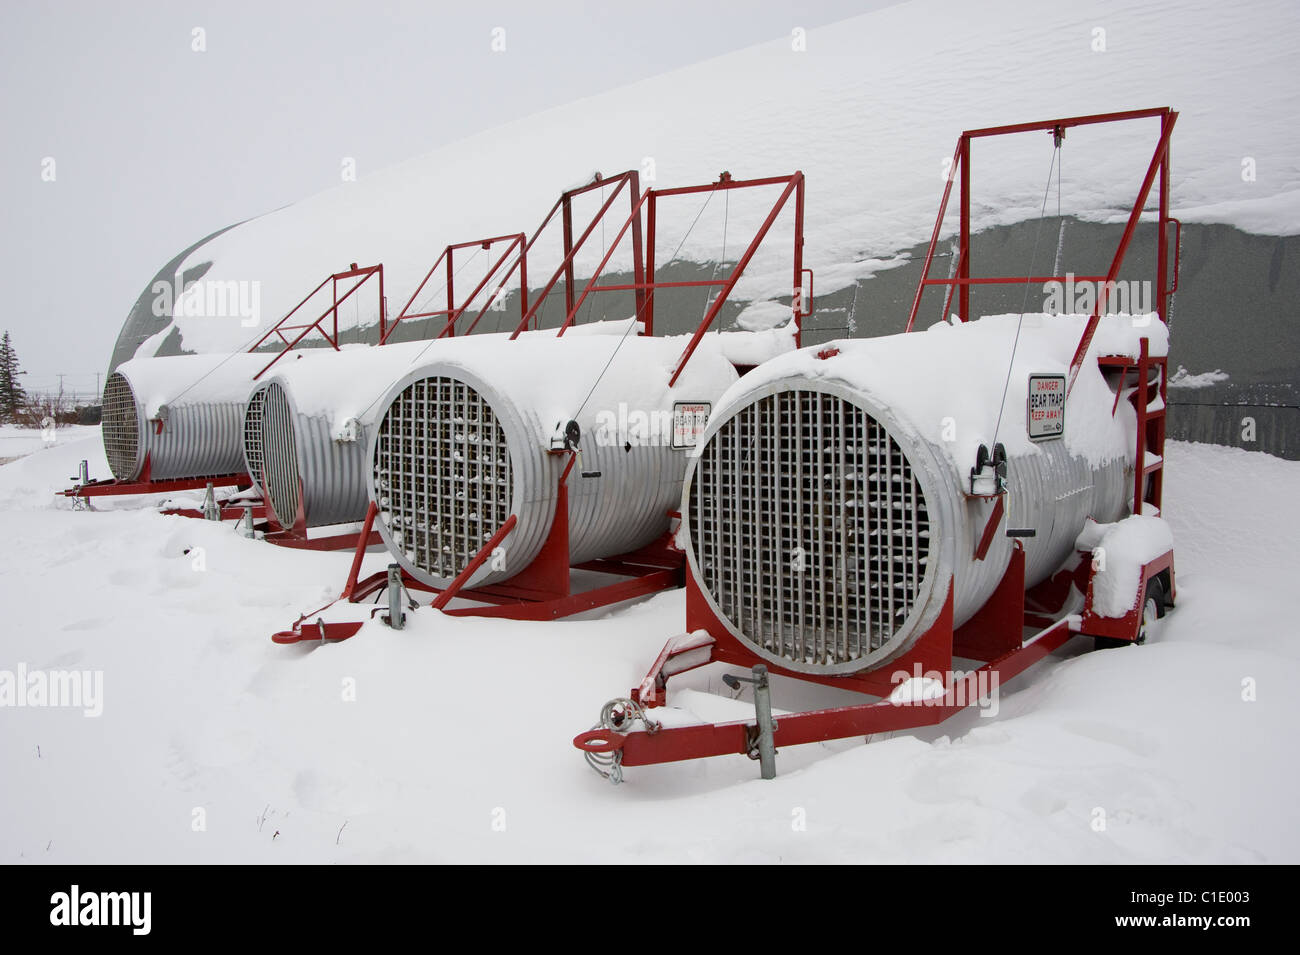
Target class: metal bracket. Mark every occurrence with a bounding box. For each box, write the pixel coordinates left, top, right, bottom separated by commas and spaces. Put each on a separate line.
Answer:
722, 664, 778, 779
201, 482, 220, 522
384, 563, 405, 630
69, 459, 90, 511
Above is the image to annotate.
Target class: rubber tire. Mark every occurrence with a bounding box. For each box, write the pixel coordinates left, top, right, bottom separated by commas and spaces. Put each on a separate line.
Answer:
1134, 577, 1166, 645
1094, 578, 1165, 651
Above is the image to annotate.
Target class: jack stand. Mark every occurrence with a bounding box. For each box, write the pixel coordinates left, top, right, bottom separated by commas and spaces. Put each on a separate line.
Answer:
70, 460, 91, 511
723, 664, 778, 779
385, 564, 405, 630
201, 483, 220, 522
238, 505, 257, 539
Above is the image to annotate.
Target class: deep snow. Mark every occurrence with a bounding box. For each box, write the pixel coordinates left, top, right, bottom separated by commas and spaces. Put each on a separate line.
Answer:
0, 428, 1296, 863
8, 0, 1299, 864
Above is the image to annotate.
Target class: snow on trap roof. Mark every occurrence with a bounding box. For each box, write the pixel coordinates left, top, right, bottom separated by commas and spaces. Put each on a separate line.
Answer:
715, 312, 1166, 471
261, 319, 796, 426
114, 352, 271, 419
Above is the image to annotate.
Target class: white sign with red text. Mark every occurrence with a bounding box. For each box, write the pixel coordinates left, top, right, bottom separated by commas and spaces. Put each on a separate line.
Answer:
1027, 374, 1066, 440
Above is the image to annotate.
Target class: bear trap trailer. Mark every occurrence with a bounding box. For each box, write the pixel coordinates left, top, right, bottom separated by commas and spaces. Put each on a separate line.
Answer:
573, 107, 1179, 782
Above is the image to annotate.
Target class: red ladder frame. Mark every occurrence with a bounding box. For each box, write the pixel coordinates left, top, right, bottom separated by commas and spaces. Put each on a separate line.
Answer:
249, 263, 386, 380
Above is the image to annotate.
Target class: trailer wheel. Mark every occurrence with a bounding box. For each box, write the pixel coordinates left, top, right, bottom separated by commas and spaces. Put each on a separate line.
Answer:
1134, 578, 1165, 646
1094, 578, 1165, 650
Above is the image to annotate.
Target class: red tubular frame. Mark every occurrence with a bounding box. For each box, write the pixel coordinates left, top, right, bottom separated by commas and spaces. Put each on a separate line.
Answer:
382, 233, 530, 343
65, 474, 251, 499
256, 175, 645, 542
660, 173, 806, 385
594, 618, 1079, 767
551, 172, 808, 376
509, 171, 646, 338
905, 108, 1177, 364
250, 264, 386, 380
531, 171, 808, 362
576, 539, 1176, 770
62, 447, 251, 501
271, 462, 684, 645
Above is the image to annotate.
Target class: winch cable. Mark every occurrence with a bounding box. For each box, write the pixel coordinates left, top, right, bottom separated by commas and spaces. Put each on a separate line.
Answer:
938, 237, 959, 324
1052, 145, 1066, 278
570, 183, 722, 422
336, 246, 501, 427
407, 242, 485, 350
486, 246, 527, 335
846, 273, 861, 334
164, 328, 271, 407
492, 252, 522, 334
700, 188, 731, 324
351, 284, 359, 345
404, 243, 503, 367
577, 182, 608, 329
990, 138, 1063, 452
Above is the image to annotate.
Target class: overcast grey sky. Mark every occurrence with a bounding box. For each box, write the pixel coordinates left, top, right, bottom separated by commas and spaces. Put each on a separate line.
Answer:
1, 0, 890, 394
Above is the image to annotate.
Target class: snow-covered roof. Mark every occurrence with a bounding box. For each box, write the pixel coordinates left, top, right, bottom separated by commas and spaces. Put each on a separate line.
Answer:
125, 0, 1297, 360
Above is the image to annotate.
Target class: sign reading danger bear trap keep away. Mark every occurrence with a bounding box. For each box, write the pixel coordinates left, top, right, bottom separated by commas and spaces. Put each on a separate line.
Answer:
672, 401, 711, 449
1027, 374, 1066, 440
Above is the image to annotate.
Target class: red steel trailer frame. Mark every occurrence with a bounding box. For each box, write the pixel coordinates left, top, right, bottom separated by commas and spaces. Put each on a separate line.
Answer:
66, 466, 254, 501
271, 171, 810, 642
574, 108, 1180, 778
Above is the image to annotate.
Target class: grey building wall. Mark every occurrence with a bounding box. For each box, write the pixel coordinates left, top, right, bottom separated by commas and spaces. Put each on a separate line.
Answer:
112, 216, 1299, 459
106, 221, 246, 376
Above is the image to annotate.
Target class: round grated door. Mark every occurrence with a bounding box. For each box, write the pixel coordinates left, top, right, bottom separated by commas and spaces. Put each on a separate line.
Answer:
689, 389, 930, 669
372, 375, 513, 580
101, 372, 140, 481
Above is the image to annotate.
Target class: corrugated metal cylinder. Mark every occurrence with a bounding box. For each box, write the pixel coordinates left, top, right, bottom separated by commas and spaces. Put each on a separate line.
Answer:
241, 340, 499, 530
243, 378, 371, 529
102, 354, 268, 482
366, 336, 742, 591
683, 319, 1145, 676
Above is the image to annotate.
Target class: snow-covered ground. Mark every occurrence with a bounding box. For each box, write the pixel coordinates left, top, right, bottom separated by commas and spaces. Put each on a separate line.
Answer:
8, 0, 1297, 864
0, 426, 99, 465
0, 428, 1296, 863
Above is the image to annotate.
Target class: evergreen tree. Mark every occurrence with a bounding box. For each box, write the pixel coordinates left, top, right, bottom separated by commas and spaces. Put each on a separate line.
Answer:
0, 331, 28, 423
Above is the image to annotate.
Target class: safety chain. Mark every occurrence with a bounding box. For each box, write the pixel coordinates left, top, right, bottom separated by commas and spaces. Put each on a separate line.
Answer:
583, 697, 661, 785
